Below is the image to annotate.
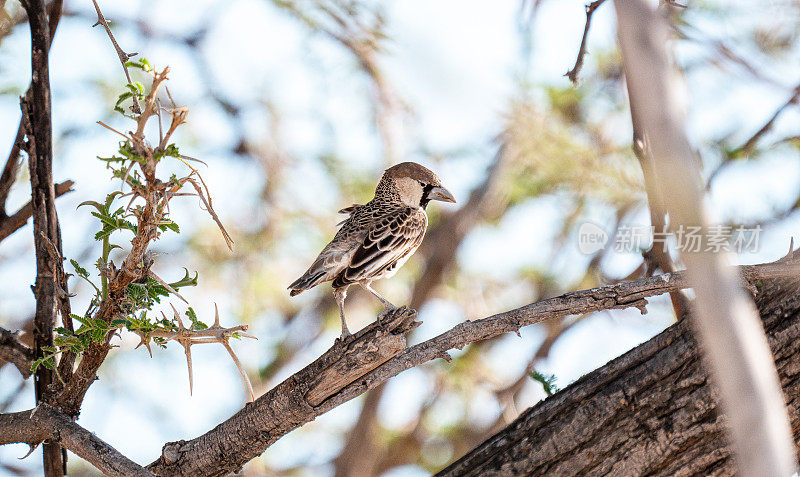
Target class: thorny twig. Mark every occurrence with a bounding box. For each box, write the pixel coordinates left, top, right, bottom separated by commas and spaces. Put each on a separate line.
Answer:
183, 174, 234, 249
55, 0, 238, 415
90, 0, 141, 114
133, 304, 257, 401
706, 82, 800, 188
565, 0, 608, 86
739, 83, 800, 156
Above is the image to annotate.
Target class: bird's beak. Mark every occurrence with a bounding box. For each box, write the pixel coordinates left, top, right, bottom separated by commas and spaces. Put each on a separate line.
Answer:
428, 186, 456, 203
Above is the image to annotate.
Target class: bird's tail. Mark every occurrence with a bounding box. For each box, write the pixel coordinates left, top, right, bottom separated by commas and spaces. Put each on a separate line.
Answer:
288, 269, 327, 296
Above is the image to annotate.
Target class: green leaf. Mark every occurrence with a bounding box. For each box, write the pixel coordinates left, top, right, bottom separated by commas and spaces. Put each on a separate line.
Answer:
170, 268, 198, 289
124, 57, 152, 72
70, 259, 88, 278
77, 200, 106, 213
158, 220, 180, 234
529, 370, 559, 396
163, 143, 180, 158
110, 319, 130, 328
186, 307, 208, 330
115, 91, 134, 111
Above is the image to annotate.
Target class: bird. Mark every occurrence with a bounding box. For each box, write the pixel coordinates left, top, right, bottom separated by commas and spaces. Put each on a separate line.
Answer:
288, 162, 456, 339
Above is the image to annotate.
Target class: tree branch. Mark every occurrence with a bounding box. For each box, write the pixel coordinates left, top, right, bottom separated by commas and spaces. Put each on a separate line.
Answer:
438, 273, 800, 476
21, 0, 68, 474
145, 254, 800, 476
0, 404, 152, 476
565, 0, 607, 86
0, 180, 73, 243
739, 84, 800, 157
628, 81, 690, 319
89, 0, 141, 114
0, 327, 35, 379
0, 123, 25, 217
0, 0, 62, 217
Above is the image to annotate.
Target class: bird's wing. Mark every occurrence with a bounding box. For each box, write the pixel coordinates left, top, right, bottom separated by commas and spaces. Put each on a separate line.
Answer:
335, 206, 427, 286
287, 213, 367, 293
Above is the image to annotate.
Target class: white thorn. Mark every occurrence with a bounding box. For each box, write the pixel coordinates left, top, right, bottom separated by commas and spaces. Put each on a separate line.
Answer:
220, 339, 255, 402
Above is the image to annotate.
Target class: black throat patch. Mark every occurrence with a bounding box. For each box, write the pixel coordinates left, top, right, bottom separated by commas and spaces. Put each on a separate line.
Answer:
420, 184, 434, 209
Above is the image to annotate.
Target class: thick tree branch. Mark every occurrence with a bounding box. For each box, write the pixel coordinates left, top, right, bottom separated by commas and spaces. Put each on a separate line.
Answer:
0, 327, 35, 379
21, 0, 68, 474
145, 254, 800, 476
0, 405, 152, 476
439, 273, 800, 476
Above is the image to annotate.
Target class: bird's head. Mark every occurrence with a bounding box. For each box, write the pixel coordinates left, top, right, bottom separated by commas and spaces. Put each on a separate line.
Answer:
380, 162, 456, 209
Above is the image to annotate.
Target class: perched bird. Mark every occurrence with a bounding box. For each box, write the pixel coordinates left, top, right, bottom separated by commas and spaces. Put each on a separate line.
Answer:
288, 162, 456, 339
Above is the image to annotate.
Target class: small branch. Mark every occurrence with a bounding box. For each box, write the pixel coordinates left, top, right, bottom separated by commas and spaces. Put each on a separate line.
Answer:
630, 133, 690, 319
90, 0, 141, 114
146, 255, 800, 476
739, 83, 800, 157
0, 180, 73, 243
0, 327, 35, 379
0, 123, 25, 217
565, 0, 608, 86
134, 304, 256, 400
706, 82, 800, 189
0, 404, 153, 476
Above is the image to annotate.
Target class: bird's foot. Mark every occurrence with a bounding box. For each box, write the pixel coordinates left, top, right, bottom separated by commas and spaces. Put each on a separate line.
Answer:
336, 328, 353, 344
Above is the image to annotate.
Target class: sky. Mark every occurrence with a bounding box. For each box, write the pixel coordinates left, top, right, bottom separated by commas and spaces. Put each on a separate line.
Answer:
1, 0, 800, 475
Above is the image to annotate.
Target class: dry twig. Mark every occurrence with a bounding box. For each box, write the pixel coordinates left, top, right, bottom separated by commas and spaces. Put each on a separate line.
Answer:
565, 0, 608, 86
90, 0, 141, 114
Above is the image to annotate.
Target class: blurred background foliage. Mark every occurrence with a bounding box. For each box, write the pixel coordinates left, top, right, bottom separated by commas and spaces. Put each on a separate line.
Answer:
1, 0, 800, 475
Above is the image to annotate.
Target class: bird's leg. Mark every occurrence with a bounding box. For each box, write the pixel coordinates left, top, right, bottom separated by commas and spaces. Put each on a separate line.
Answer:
360, 282, 396, 326
334, 287, 351, 340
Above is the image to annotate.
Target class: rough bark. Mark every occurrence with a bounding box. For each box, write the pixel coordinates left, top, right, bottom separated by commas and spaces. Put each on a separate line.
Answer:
140, 258, 798, 476
0, 327, 35, 378
21, 0, 67, 474
0, 405, 152, 476
438, 275, 800, 476
147, 307, 419, 476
